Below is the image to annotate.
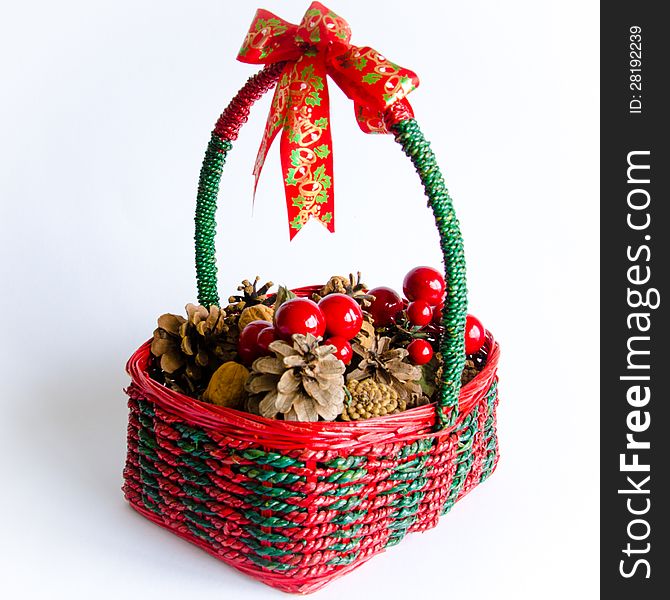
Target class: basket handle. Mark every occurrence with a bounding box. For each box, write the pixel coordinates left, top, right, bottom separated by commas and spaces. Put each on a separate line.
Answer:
194, 65, 467, 430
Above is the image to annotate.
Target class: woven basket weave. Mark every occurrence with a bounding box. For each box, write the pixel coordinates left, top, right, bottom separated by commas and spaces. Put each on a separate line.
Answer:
122, 63, 500, 594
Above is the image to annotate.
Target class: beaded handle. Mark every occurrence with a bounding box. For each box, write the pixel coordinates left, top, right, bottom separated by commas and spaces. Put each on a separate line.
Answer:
194, 65, 467, 430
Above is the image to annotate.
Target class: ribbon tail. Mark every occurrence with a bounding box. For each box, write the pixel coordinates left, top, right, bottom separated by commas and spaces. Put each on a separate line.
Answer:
279, 55, 335, 240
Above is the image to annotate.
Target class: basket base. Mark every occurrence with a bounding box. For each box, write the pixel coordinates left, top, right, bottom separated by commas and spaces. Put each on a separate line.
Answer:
122, 338, 500, 594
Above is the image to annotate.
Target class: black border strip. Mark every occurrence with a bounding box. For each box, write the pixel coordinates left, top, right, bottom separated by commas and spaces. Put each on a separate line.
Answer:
601, 3, 669, 595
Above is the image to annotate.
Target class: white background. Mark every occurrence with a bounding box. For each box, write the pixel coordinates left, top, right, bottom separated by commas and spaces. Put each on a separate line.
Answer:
0, 1, 599, 598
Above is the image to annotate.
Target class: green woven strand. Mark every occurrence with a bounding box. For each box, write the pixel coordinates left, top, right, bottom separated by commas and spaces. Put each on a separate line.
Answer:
238, 480, 305, 499
243, 525, 291, 544
182, 483, 212, 501
195, 135, 232, 307
329, 524, 364, 538
391, 490, 425, 509
178, 453, 211, 473
381, 478, 427, 496
243, 510, 292, 528
185, 522, 213, 542
321, 482, 366, 496
324, 468, 367, 484
244, 497, 299, 514
246, 554, 295, 571
383, 443, 433, 547
396, 438, 434, 460
139, 455, 160, 476
328, 539, 363, 553
174, 422, 213, 444
239, 448, 301, 469
237, 465, 302, 485
136, 401, 163, 513
392, 119, 468, 430
479, 382, 499, 482
243, 538, 297, 558
327, 551, 360, 566
331, 509, 367, 525
325, 455, 367, 469
441, 407, 480, 516
185, 510, 216, 529
176, 466, 211, 486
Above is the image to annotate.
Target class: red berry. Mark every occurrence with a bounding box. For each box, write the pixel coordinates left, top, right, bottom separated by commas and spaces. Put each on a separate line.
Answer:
318, 293, 363, 339
325, 336, 353, 365
237, 320, 272, 364
256, 326, 276, 355
368, 287, 404, 326
407, 339, 433, 365
407, 300, 433, 327
403, 266, 446, 306
431, 302, 444, 325
464, 314, 486, 355
274, 298, 326, 341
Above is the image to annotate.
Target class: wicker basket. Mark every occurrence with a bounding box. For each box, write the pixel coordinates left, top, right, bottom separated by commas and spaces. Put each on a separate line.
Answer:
122, 7, 500, 594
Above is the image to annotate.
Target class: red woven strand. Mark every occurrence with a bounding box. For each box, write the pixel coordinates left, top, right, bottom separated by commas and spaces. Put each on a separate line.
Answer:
213, 62, 286, 141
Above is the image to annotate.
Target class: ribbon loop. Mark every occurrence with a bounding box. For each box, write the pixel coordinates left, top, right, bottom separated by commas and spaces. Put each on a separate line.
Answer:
295, 4, 351, 53
238, 2, 419, 239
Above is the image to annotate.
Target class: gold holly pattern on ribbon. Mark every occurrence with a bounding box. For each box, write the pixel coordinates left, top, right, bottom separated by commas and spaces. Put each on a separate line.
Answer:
238, 2, 419, 239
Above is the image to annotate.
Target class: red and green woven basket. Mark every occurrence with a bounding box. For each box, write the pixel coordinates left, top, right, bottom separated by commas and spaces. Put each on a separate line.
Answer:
123, 4, 500, 594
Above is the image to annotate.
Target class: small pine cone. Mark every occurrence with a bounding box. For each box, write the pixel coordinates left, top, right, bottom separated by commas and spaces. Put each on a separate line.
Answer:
313, 273, 375, 308
347, 336, 422, 402
461, 358, 480, 386
341, 379, 406, 421
228, 276, 274, 311
318, 275, 349, 296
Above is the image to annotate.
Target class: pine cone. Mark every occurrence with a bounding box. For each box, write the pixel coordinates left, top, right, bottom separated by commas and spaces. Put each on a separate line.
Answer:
312, 272, 375, 308
461, 358, 480, 386
353, 318, 376, 350
150, 304, 235, 396
341, 379, 406, 421
228, 276, 274, 312
244, 395, 261, 416
245, 333, 345, 422
347, 336, 423, 402
150, 313, 186, 373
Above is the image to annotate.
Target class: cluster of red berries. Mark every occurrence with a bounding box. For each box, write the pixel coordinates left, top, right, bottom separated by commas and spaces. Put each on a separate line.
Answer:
368, 266, 486, 365
238, 293, 363, 366
238, 266, 486, 368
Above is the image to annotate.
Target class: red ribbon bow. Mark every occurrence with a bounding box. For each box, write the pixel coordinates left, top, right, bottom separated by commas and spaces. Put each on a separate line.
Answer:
238, 2, 419, 239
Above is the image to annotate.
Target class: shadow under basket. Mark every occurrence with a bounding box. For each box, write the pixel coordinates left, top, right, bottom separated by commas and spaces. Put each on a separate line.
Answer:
123, 330, 499, 594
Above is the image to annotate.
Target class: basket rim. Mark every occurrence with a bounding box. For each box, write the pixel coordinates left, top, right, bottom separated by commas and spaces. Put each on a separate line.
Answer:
126, 331, 499, 452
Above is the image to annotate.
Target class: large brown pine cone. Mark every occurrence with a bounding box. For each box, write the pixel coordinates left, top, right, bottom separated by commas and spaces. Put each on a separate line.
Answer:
245, 333, 345, 422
